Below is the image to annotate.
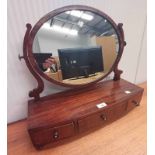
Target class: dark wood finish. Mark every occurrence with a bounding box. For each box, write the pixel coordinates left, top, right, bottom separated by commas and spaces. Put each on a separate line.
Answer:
21, 5, 126, 100
113, 23, 125, 81
78, 110, 109, 133
21, 24, 44, 100
29, 122, 75, 148
28, 79, 144, 149
127, 93, 142, 111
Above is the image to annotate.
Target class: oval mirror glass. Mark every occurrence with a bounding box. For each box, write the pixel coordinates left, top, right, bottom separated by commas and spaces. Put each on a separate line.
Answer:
32, 9, 119, 85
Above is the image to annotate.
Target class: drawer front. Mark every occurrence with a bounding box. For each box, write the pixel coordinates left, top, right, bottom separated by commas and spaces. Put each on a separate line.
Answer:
78, 110, 108, 133
30, 122, 75, 146
78, 101, 127, 133
127, 92, 142, 112
108, 101, 128, 121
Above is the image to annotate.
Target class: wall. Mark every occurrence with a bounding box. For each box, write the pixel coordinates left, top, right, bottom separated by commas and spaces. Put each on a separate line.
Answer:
33, 36, 41, 53
35, 29, 94, 56
96, 36, 117, 72
7, 0, 147, 123
135, 24, 147, 84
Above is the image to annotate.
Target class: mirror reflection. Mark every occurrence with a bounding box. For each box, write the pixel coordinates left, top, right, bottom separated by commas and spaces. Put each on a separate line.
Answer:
33, 10, 119, 85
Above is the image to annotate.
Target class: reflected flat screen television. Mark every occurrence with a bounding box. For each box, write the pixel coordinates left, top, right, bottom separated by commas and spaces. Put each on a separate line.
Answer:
58, 46, 104, 80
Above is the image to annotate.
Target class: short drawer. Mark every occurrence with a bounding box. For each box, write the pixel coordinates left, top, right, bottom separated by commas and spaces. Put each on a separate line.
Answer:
127, 92, 142, 112
29, 122, 75, 147
78, 110, 108, 133
108, 101, 128, 121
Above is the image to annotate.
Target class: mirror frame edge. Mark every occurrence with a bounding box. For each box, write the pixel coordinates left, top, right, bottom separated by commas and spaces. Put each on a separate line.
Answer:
21, 5, 126, 100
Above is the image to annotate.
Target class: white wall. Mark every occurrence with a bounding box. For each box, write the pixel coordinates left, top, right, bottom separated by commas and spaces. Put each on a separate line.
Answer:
7, 0, 147, 123
35, 28, 94, 56
33, 36, 41, 53
135, 24, 147, 84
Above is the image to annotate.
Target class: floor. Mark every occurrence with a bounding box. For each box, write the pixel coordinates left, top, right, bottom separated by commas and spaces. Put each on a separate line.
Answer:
8, 82, 147, 155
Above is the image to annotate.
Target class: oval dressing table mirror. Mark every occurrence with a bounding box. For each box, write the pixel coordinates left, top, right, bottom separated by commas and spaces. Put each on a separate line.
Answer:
32, 9, 119, 86
19, 5, 144, 149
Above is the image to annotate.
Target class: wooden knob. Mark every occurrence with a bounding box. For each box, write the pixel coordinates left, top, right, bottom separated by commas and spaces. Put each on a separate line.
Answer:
132, 100, 139, 106
18, 54, 24, 61
100, 114, 107, 121
53, 131, 59, 139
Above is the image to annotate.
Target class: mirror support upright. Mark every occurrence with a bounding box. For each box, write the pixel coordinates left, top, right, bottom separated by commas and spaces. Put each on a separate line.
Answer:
22, 23, 44, 101
113, 23, 126, 81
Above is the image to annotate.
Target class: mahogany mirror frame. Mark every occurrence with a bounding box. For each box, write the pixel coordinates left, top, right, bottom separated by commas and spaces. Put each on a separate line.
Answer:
20, 5, 126, 100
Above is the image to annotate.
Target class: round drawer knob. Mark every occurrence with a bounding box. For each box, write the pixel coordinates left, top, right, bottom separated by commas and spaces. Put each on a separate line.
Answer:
53, 131, 59, 139
100, 114, 107, 121
132, 100, 139, 106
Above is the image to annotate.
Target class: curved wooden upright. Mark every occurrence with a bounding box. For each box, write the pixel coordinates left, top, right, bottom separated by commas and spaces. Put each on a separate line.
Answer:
22, 24, 44, 101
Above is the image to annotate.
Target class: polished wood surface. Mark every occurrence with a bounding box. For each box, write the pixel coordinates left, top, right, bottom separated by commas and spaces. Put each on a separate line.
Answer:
28, 79, 143, 129
27, 79, 143, 149
8, 82, 146, 155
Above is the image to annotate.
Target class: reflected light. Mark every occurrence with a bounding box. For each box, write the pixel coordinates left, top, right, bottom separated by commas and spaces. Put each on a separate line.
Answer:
66, 10, 94, 21
43, 23, 78, 36
78, 21, 84, 27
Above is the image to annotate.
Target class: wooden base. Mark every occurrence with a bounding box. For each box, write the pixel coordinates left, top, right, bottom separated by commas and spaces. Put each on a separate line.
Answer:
27, 79, 144, 149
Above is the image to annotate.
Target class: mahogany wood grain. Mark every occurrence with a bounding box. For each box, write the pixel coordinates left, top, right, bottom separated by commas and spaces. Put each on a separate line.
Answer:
27, 79, 143, 149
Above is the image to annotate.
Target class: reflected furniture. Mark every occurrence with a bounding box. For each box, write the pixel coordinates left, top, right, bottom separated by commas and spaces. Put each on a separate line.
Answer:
19, 5, 144, 149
